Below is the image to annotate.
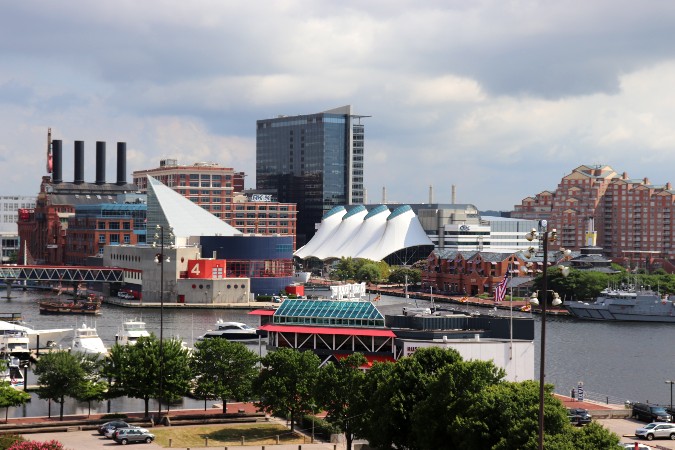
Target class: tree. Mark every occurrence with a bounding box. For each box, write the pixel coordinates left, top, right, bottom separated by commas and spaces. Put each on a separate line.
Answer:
253, 348, 320, 431
355, 263, 380, 284
34, 351, 87, 420
355, 347, 467, 450
389, 266, 421, 285
104, 334, 191, 418
332, 258, 357, 281
411, 359, 506, 449
74, 380, 108, 418
316, 353, 367, 450
0, 381, 30, 422
190, 338, 258, 413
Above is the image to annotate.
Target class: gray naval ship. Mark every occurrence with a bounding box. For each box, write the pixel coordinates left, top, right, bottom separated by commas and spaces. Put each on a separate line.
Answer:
565, 286, 675, 322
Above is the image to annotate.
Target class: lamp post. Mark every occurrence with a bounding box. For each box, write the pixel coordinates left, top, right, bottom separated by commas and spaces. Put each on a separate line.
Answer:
666, 380, 675, 411
525, 221, 566, 450
153, 224, 173, 418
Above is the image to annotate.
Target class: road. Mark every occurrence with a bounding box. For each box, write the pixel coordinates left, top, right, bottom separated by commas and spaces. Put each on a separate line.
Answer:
598, 418, 675, 449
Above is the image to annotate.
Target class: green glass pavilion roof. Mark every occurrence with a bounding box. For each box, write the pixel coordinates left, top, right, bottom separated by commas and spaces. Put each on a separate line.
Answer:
273, 299, 385, 327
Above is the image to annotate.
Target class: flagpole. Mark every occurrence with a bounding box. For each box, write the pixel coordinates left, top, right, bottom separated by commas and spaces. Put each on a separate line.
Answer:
509, 263, 513, 361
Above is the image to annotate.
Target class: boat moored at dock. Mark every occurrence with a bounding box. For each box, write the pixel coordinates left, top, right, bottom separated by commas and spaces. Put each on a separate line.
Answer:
39, 293, 102, 315
197, 320, 259, 341
71, 323, 107, 355
565, 285, 675, 322
115, 318, 150, 346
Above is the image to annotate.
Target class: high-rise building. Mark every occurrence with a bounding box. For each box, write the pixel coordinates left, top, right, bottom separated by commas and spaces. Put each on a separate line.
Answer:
256, 105, 368, 246
512, 164, 675, 268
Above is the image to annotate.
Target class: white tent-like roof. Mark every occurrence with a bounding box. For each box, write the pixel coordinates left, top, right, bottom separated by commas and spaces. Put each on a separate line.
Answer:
313, 205, 368, 260
294, 204, 433, 262
363, 205, 432, 261
336, 205, 390, 258
294, 206, 347, 259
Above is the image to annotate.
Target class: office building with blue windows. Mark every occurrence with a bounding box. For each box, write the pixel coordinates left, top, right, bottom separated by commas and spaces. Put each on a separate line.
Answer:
256, 105, 368, 246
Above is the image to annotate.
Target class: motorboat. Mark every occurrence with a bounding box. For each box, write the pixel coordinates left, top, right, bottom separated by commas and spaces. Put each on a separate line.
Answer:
197, 320, 259, 341
0, 323, 29, 357
0, 320, 72, 349
293, 272, 311, 284
115, 319, 150, 346
0, 356, 24, 388
71, 323, 107, 356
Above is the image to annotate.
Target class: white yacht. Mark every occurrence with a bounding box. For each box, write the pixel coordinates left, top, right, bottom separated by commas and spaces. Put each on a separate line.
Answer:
115, 318, 150, 346
0, 321, 72, 349
71, 324, 107, 356
197, 320, 259, 341
0, 322, 30, 357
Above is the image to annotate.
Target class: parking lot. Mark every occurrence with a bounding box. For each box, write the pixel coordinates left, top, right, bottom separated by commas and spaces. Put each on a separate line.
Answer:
598, 418, 675, 449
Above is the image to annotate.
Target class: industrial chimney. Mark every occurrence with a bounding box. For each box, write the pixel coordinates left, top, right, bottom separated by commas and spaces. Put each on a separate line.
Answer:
382, 186, 387, 203
95, 141, 106, 185
452, 184, 456, 204
74, 141, 84, 185
52, 140, 63, 184
116, 142, 127, 185
429, 185, 433, 204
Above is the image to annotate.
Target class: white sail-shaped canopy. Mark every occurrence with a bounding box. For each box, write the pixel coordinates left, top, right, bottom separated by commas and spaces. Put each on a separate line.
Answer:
313, 205, 368, 260
295, 204, 433, 262
294, 206, 347, 259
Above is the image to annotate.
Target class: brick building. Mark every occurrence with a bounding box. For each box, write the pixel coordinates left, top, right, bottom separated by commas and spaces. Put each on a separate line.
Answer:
133, 160, 298, 249
512, 164, 675, 269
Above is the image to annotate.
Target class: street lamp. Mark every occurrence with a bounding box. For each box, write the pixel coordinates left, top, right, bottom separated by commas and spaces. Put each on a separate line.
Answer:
666, 380, 675, 411
525, 221, 567, 450
153, 224, 173, 418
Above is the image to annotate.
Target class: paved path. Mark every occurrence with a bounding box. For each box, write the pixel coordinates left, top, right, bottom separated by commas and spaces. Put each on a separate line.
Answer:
598, 417, 675, 449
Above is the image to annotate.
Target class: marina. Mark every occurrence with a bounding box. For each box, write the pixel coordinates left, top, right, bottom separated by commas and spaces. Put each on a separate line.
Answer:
0, 288, 672, 419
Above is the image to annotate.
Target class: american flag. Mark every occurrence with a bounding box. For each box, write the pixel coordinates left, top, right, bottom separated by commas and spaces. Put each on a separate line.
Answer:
494, 276, 508, 303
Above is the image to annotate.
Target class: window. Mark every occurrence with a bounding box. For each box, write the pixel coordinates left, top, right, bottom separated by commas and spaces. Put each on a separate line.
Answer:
123, 234, 131, 244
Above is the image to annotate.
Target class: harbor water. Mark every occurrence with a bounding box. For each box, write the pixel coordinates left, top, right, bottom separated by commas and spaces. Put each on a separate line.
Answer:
1, 290, 672, 417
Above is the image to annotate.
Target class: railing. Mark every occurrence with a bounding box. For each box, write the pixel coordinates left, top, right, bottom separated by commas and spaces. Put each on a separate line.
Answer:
559, 389, 628, 407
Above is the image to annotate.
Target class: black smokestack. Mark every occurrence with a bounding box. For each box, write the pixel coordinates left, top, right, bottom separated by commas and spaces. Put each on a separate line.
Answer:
52, 140, 62, 184
116, 142, 126, 185
96, 141, 106, 185
74, 140, 84, 184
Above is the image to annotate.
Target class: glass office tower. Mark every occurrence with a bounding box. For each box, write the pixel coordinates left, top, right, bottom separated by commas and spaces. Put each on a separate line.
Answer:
256, 105, 367, 246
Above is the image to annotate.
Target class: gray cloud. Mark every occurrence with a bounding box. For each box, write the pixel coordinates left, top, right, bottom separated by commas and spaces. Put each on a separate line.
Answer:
2, 1, 675, 209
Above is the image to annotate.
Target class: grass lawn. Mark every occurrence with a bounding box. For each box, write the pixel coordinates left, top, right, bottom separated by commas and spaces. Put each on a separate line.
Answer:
151, 423, 305, 447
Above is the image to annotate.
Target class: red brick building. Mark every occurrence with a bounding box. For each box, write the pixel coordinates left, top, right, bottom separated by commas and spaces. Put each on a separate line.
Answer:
512, 164, 675, 269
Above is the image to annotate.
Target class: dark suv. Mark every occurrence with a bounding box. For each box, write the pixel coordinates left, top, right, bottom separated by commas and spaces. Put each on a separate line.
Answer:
632, 402, 672, 423
567, 408, 592, 426
97, 420, 130, 436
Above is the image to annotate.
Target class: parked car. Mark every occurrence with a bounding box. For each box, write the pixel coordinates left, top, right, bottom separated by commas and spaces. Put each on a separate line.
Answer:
621, 443, 653, 449
98, 420, 130, 436
107, 425, 140, 439
567, 408, 592, 426
112, 427, 155, 445
635, 422, 675, 441
632, 402, 672, 423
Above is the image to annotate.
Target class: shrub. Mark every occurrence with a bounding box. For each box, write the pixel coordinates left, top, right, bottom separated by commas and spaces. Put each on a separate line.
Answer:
8, 440, 63, 450
0, 435, 24, 450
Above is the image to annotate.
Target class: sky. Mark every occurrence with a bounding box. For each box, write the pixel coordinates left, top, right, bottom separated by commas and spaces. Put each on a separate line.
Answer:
3, 1, 675, 211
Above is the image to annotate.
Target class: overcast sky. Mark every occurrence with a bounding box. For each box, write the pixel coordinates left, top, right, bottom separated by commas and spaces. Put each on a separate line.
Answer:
2, 1, 675, 211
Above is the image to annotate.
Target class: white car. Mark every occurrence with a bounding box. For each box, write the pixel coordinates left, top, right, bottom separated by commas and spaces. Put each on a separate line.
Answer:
635, 422, 675, 440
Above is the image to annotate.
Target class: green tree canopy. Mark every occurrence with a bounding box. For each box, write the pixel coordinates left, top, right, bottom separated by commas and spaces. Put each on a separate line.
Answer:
104, 334, 192, 417
34, 351, 87, 420
253, 348, 320, 431
316, 353, 367, 450
355, 347, 467, 450
0, 381, 30, 422
190, 338, 259, 413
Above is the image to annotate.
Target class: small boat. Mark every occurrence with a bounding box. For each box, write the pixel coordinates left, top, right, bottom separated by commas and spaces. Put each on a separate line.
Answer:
115, 318, 150, 346
39, 293, 102, 315
565, 284, 675, 322
71, 323, 107, 355
197, 320, 259, 341
0, 356, 24, 388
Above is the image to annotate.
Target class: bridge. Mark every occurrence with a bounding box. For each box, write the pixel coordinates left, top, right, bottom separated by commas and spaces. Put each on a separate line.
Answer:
0, 265, 124, 283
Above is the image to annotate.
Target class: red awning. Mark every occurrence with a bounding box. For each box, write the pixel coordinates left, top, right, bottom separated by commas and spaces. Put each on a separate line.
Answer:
259, 324, 396, 337
248, 309, 276, 316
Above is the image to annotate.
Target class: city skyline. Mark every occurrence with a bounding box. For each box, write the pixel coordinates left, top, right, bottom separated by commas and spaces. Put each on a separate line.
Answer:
2, 2, 675, 210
